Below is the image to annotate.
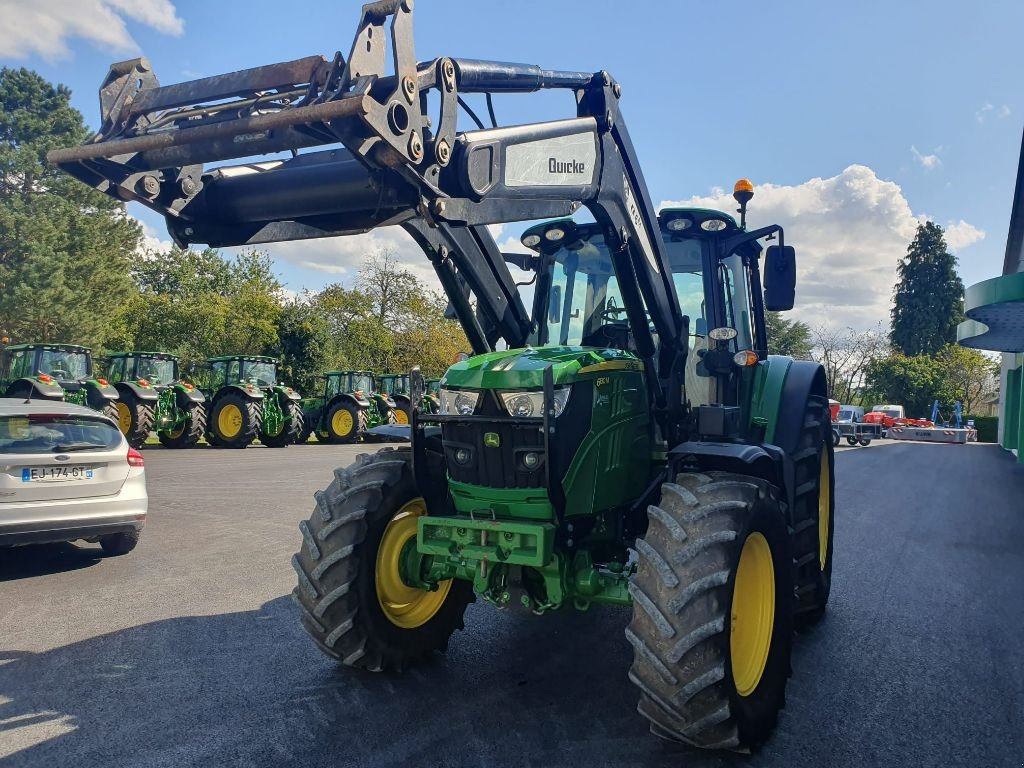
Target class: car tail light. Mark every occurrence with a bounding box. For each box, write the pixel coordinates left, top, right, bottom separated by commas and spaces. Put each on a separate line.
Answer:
127, 447, 145, 467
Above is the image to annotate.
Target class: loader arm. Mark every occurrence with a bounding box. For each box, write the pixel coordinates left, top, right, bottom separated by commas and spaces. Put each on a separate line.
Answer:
48, 0, 685, 432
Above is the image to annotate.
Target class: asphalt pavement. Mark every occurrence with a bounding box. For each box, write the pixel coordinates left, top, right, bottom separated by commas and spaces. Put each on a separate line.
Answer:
1, 439, 1023, 767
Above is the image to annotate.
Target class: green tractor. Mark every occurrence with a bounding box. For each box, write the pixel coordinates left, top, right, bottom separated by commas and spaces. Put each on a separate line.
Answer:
53, 4, 835, 747
423, 378, 442, 414
377, 373, 415, 423
301, 370, 399, 444
200, 355, 303, 448
104, 351, 206, 449
0, 343, 119, 420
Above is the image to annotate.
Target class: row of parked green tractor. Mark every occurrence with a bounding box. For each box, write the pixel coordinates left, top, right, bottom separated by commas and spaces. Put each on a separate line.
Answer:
0, 342, 440, 449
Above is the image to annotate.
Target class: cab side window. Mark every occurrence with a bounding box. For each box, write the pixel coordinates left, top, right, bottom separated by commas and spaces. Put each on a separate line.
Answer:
8, 351, 29, 379
107, 357, 125, 383
227, 360, 241, 384
211, 361, 226, 390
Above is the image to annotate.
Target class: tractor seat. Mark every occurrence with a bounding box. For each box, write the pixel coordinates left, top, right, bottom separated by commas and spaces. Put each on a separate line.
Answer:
581, 323, 630, 351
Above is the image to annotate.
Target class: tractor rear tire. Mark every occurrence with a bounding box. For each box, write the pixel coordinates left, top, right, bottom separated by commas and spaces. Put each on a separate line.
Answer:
628, 472, 794, 751
325, 402, 365, 444
115, 391, 155, 449
99, 402, 120, 424
210, 393, 259, 449
792, 395, 835, 621
158, 401, 206, 448
291, 448, 473, 671
262, 399, 304, 448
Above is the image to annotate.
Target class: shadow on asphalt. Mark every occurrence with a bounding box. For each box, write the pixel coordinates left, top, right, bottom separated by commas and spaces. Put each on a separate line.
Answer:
0, 596, 754, 768
0, 542, 106, 583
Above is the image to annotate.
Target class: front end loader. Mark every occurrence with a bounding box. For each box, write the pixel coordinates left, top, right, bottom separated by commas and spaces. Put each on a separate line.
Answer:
105, 351, 206, 448
0, 343, 119, 421
50, 1, 834, 750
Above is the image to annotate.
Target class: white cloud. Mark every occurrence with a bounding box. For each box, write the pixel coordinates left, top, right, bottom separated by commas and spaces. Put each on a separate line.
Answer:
661, 164, 983, 330
0, 0, 183, 60
137, 219, 174, 255
976, 103, 1012, 123
944, 219, 986, 250
911, 145, 942, 169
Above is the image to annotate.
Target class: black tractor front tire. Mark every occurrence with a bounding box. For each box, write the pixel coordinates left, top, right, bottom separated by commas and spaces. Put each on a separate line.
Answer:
116, 391, 155, 449
209, 393, 260, 449
628, 472, 794, 751
158, 400, 207, 448
262, 399, 304, 448
291, 448, 472, 671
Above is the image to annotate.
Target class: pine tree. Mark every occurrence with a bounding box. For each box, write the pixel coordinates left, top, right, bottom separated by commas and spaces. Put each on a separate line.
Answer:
0, 68, 141, 346
890, 221, 964, 356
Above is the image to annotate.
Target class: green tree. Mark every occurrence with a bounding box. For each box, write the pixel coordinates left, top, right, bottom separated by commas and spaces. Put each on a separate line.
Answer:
890, 221, 965, 356
275, 300, 330, 393
766, 311, 812, 359
864, 353, 955, 419
0, 68, 141, 346
935, 344, 999, 415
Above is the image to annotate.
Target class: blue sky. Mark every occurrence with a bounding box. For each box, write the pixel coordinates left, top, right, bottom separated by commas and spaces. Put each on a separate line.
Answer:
2, 0, 1021, 328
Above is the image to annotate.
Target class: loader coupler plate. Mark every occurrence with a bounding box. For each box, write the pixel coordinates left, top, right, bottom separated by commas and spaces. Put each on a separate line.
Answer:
417, 517, 555, 568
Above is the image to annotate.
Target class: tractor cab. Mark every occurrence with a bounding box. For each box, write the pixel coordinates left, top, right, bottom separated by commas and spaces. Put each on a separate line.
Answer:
0, 343, 119, 417
377, 373, 410, 396
106, 352, 180, 388
206, 355, 281, 390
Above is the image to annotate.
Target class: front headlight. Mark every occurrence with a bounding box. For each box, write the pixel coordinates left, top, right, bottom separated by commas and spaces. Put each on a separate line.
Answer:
499, 387, 571, 418
439, 388, 480, 415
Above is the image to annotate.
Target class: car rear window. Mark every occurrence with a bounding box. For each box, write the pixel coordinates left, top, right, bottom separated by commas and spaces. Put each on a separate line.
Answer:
0, 414, 122, 454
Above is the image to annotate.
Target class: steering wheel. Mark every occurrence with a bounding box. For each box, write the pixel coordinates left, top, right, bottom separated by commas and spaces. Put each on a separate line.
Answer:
45, 369, 70, 379
600, 298, 628, 323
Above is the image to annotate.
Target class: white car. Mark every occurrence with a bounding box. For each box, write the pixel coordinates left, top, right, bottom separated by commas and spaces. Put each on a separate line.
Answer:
0, 400, 147, 554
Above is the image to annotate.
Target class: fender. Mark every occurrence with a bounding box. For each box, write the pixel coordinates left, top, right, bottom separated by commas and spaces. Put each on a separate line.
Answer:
4, 376, 64, 400
115, 381, 159, 401
225, 383, 264, 400
85, 379, 120, 401
328, 393, 368, 411
668, 440, 795, 519
269, 384, 302, 401
365, 424, 412, 442
771, 359, 829, 455
173, 382, 205, 403
392, 393, 412, 409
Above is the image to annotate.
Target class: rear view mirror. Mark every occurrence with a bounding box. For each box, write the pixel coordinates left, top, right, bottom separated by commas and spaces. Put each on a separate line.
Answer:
548, 285, 562, 324
409, 366, 425, 408
764, 245, 796, 311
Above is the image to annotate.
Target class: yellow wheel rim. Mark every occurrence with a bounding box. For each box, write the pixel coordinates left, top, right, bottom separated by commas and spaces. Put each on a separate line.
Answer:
819, 450, 830, 570
331, 409, 354, 437
217, 403, 243, 438
375, 498, 452, 629
115, 402, 132, 434
393, 409, 409, 425
730, 532, 775, 697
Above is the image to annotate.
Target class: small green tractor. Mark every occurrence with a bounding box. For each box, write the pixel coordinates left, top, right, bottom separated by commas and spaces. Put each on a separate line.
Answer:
201, 355, 303, 448
0, 343, 119, 420
301, 370, 399, 444
53, 3, 836, 748
423, 378, 441, 414
104, 351, 206, 449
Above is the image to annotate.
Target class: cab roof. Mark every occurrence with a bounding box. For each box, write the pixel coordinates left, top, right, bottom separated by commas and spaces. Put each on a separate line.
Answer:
324, 370, 374, 376
4, 343, 91, 353
108, 351, 178, 360
207, 355, 278, 363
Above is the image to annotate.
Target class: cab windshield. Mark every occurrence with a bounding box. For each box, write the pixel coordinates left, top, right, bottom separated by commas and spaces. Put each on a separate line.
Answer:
242, 361, 277, 386
379, 377, 396, 395
352, 374, 374, 393
135, 358, 176, 384
37, 350, 89, 380
534, 232, 706, 347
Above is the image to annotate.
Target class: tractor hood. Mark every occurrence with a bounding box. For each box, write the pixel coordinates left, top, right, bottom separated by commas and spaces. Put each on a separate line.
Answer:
442, 346, 642, 390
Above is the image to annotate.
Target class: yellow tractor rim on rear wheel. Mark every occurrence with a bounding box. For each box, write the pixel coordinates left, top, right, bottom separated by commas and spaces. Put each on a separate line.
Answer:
730, 532, 775, 697
375, 498, 451, 629
393, 409, 409, 425
217, 403, 243, 438
819, 450, 830, 569
331, 409, 354, 437
115, 402, 132, 434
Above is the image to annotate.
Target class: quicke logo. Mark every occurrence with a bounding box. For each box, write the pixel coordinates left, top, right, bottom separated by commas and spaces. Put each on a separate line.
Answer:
549, 157, 585, 174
